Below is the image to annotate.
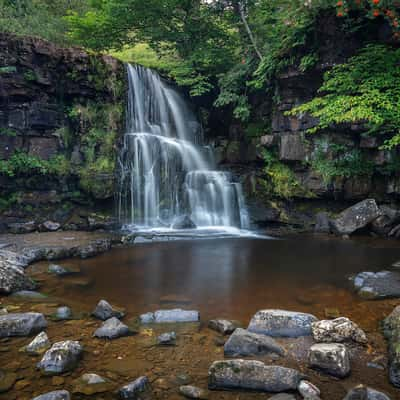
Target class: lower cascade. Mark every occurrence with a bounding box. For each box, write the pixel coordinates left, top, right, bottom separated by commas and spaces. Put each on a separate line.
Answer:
117, 64, 249, 231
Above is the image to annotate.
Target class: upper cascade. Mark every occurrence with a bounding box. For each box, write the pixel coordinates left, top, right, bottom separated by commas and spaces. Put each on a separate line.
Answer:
117, 64, 249, 230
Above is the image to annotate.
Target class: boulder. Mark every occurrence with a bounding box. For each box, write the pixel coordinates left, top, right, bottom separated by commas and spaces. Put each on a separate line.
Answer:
370, 205, 400, 236
0, 313, 47, 337
171, 215, 197, 230
179, 385, 208, 399
118, 376, 150, 399
330, 199, 381, 235
352, 271, 400, 299
0, 259, 37, 294
224, 328, 284, 357
311, 317, 367, 344
248, 309, 318, 337
298, 380, 321, 400
157, 331, 176, 345
72, 373, 111, 395
94, 317, 131, 339
26, 331, 51, 355
140, 309, 200, 324
383, 305, 400, 387
37, 340, 83, 375
92, 299, 125, 321
309, 343, 350, 378
342, 385, 391, 400
32, 390, 71, 400
208, 319, 238, 335
208, 360, 303, 392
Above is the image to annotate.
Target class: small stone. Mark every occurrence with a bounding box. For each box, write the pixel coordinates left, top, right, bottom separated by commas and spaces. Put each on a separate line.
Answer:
42, 221, 61, 232
0, 370, 16, 393
157, 332, 176, 345
118, 376, 150, 399
72, 373, 111, 395
140, 309, 200, 324
208, 319, 238, 335
32, 390, 71, 400
55, 307, 72, 320
26, 331, 51, 355
309, 343, 350, 378
92, 299, 125, 321
298, 380, 321, 399
179, 385, 208, 399
94, 317, 131, 339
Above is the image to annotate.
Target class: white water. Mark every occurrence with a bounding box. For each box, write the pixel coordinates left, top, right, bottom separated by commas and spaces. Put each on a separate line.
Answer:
118, 64, 249, 232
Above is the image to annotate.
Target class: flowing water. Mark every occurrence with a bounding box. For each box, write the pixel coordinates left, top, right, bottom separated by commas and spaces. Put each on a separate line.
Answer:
117, 65, 249, 231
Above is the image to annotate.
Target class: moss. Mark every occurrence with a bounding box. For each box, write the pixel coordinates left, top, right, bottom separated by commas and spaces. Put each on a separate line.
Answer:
0, 66, 17, 74
23, 70, 36, 82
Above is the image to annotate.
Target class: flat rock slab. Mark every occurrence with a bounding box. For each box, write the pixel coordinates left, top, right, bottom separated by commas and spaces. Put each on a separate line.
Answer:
248, 309, 318, 337
343, 385, 391, 400
353, 271, 400, 299
37, 340, 83, 375
0, 313, 47, 337
309, 343, 350, 378
330, 199, 381, 235
94, 317, 130, 339
208, 360, 303, 392
140, 309, 200, 323
224, 328, 284, 357
32, 391, 71, 400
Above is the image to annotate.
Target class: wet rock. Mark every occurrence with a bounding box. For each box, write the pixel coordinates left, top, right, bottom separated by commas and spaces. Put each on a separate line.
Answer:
330, 199, 381, 235
298, 380, 321, 400
119, 376, 150, 399
172, 215, 197, 230
208, 360, 303, 392
312, 317, 367, 344
12, 290, 47, 299
78, 239, 111, 259
179, 385, 208, 399
224, 328, 284, 357
0, 370, 16, 393
92, 299, 125, 321
41, 221, 61, 232
248, 309, 318, 337
383, 305, 400, 387
55, 306, 72, 320
269, 395, 296, 400
309, 343, 350, 378
0, 258, 37, 294
343, 385, 391, 400
352, 271, 400, 299
208, 319, 238, 335
94, 317, 131, 339
8, 221, 37, 234
37, 340, 83, 375
32, 390, 71, 400
72, 373, 111, 395
0, 312, 47, 337
157, 331, 176, 345
48, 264, 80, 276
314, 212, 331, 234
140, 309, 200, 323
26, 331, 51, 355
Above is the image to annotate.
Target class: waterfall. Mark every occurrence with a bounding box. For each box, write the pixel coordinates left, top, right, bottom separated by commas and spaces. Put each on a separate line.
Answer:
117, 64, 249, 231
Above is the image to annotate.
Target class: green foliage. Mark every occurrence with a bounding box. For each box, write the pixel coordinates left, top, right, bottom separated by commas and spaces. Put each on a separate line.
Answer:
260, 149, 312, 199
0, 192, 19, 213
0, 66, 17, 74
0, 128, 17, 136
310, 139, 374, 182
288, 45, 400, 149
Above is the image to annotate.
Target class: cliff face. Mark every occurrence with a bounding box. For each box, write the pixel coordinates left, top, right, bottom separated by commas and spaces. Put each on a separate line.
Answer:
0, 32, 126, 232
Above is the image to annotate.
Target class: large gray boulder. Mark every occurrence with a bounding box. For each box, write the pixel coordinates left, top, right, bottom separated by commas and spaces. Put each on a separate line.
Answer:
140, 309, 200, 323
92, 299, 125, 321
94, 317, 130, 339
330, 199, 381, 235
343, 385, 391, 400
0, 258, 36, 294
208, 360, 303, 392
248, 309, 318, 337
311, 317, 367, 344
0, 313, 47, 337
37, 340, 83, 375
32, 391, 71, 400
309, 343, 350, 378
224, 328, 284, 357
383, 305, 400, 387
352, 271, 400, 299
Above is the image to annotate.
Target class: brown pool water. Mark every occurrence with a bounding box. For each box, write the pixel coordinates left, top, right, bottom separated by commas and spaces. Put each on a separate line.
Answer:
2, 235, 400, 399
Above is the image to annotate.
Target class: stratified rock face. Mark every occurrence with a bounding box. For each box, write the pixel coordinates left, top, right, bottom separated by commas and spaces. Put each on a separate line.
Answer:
309, 343, 350, 378
93, 317, 130, 339
92, 299, 125, 321
343, 385, 391, 400
208, 360, 303, 392
330, 199, 381, 235
383, 305, 400, 387
37, 341, 83, 375
353, 271, 400, 300
312, 317, 367, 344
118, 376, 150, 399
32, 390, 71, 400
224, 328, 284, 357
248, 310, 318, 337
0, 313, 47, 337
140, 309, 200, 324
